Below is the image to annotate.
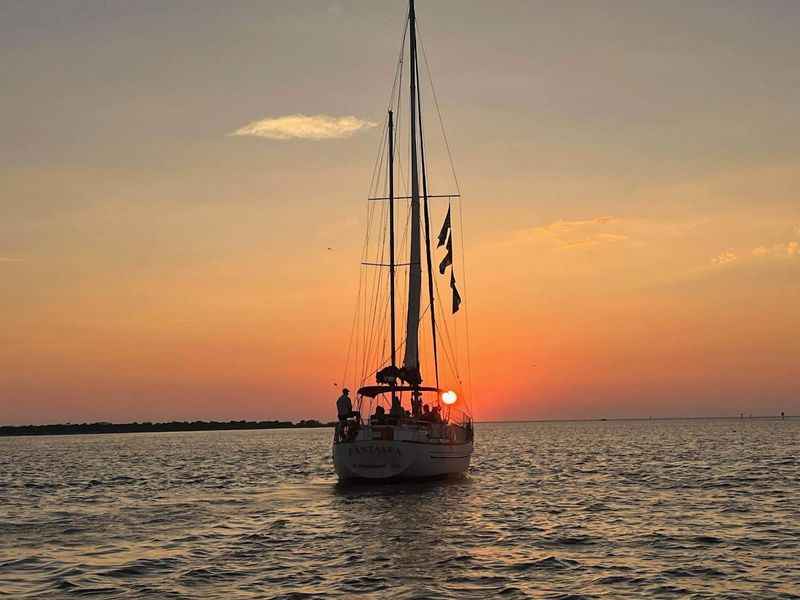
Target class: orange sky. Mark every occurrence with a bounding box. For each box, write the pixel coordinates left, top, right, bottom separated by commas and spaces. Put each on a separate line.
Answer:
2, 1, 799, 424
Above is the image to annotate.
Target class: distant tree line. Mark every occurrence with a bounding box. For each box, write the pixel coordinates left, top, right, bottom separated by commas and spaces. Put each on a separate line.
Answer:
0, 420, 336, 437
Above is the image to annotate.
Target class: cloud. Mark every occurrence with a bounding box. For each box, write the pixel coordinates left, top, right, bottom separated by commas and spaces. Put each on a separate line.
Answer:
231, 114, 377, 140
752, 241, 799, 258
711, 250, 737, 266
561, 232, 629, 249
714, 224, 799, 265
0, 257, 22, 263
540, 216, 617, 234
751, 227, 800, 258
510, 216, 628, 249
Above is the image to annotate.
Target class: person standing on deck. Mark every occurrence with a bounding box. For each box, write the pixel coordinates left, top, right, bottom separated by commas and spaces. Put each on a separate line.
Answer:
337, 389, 359, 421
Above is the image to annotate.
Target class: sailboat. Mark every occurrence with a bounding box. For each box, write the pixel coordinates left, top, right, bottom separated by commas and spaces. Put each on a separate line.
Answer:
333, 0, 474, 480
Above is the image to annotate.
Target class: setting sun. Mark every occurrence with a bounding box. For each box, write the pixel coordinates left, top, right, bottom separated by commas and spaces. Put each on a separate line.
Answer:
1, 2, 799, 599
442, 390, 458, 405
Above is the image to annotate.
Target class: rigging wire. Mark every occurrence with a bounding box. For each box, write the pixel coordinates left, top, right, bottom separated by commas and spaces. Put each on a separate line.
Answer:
360, 200, 388, 384
418, 30, 475, 415
362, 108, 413, 389
343, 13, 409, 393
343, 8, 475, 422
342, 122, 386, 387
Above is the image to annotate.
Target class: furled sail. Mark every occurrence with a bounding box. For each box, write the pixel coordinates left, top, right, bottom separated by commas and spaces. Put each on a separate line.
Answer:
403, 181, 422, 381
401, 0, 422, 386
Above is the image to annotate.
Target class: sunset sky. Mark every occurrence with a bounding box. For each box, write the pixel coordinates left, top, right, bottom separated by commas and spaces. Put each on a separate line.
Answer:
2, 1, 799, 425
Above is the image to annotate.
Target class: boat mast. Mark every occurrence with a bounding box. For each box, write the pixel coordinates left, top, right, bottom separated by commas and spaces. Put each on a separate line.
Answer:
388, 109, 398, 404
402, 0, 423, 385
415, 42, 440, 390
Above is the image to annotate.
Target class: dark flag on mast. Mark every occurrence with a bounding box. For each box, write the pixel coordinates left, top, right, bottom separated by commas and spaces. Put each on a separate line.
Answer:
450, 271, 462, 313
437, 206, 451, 247
439, 235, 453, 274
437, 204, 461, 312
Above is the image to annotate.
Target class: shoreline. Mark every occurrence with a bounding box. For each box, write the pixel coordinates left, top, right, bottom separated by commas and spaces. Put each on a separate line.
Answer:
0, 420, 336, 438
1, 415, 795, 438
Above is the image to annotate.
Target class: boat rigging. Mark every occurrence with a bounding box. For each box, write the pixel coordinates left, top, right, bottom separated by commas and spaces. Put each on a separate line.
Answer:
333, 0, 474, 481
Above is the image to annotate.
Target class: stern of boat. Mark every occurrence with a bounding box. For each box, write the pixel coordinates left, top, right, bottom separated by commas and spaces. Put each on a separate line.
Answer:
332, 419, 473, 480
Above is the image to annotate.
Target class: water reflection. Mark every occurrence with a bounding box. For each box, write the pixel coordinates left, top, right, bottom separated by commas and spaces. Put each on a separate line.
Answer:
1, 420, 798, 598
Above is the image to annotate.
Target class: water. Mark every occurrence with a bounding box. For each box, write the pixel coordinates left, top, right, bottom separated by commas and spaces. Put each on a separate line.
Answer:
1, 420, 798, 599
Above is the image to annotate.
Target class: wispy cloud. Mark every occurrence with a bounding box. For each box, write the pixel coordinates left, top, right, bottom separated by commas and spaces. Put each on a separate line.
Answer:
712, 226, 798, 266
0, 257, 22, 263
231, 114, 377, 140
711, 250, 737, 266
752, 241, 799, 258
750, 225, 800, 259
539, 216, 617, 234
561, 232, 629, 249
510, 216, 628, 249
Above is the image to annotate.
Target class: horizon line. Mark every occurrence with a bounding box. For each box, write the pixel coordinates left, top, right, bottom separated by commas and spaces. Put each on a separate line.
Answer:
1, 413, 795, 431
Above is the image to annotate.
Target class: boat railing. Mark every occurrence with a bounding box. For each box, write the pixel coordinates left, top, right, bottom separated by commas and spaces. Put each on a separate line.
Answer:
445, 406, 472, 428
357, 407, 471, 428
334, 419, 360, 443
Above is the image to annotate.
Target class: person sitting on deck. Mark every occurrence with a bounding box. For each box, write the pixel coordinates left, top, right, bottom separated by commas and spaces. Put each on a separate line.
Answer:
336, 389, 360, 422
411, 393, 422, 417
431, 405, 442, 423
422, 404, 431, 421
390, 395, 403, 417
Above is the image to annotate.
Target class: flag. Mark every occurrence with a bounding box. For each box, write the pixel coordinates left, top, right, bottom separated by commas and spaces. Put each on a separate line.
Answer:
437, 206, 451, 248
450, 271, 462, 313
439, 235, 453, 274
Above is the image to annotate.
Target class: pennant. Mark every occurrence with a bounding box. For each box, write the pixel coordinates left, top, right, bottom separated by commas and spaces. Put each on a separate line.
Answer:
437, 206, 451, 248
450, 271, 462, 313
439, 235, 453, 274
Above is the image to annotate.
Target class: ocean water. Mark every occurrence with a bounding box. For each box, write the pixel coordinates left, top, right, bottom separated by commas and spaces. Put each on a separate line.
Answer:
1, 420, 798, 599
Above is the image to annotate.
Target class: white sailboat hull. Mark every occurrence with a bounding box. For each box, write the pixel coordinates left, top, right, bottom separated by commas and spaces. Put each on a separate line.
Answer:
333, 437, 473, 480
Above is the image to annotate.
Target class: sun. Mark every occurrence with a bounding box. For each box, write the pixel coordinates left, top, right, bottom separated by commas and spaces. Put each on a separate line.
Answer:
442, 390, 458, 405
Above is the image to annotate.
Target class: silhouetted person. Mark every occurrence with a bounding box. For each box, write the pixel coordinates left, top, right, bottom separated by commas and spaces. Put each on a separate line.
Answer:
370, 405, 387, 426
422, 404, 431, 421
337, 389, 359, 421
411, 392, 422, 417
390, 395, 403, 417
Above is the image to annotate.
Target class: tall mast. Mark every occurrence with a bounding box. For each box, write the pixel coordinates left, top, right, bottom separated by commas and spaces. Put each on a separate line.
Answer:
402, 0, 422, 384
416, 43, 440, 390
388, 110, 398, 402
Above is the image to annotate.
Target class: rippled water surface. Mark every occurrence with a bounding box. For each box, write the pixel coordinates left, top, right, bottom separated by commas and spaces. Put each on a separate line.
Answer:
1, 420, 799, 599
